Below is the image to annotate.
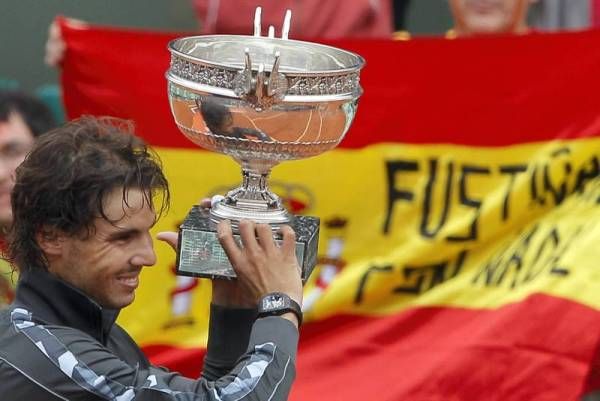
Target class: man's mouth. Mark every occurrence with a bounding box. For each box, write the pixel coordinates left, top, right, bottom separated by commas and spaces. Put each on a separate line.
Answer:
116, 272, 140, 289
468, 0, 501, 13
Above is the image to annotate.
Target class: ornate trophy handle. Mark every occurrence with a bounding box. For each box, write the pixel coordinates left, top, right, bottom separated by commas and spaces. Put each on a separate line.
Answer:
233, 7, 291, 111
254, 7, 292, 40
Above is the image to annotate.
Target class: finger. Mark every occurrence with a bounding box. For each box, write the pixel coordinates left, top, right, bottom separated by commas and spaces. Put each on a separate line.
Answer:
255, 223, 276, 253
197, 195, 221, 209
279, 225, 297, 257
238, 219, 260, 251
216, 220, 244, 267
156, 231, 179, 251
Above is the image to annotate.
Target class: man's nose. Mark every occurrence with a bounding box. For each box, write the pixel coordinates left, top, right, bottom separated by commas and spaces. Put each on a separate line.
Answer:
133, 235, 157, 267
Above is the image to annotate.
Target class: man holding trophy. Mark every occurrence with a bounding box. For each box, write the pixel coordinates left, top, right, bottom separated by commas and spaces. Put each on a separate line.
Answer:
0, 8, 363, 400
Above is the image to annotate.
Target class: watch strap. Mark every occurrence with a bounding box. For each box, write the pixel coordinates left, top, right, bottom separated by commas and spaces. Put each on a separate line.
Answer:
257, 292, 303, 326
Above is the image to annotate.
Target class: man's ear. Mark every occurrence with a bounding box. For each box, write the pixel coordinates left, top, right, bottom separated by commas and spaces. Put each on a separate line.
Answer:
35, 226, 66, 257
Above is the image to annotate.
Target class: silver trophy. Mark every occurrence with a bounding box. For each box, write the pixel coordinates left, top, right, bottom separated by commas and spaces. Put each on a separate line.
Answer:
166, 7, 364, 280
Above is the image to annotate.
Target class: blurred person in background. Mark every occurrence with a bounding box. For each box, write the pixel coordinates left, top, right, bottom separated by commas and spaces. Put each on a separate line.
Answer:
44, 1, 600, 66
448, 0, 538, 37
530, 0, 592, 31
0, 90, 56, 307
46, 1, 395, 67
192, 0, 393, 38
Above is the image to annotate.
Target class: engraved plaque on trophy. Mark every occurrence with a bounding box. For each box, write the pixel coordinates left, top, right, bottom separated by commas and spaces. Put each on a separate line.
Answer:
166, 8, 364, 281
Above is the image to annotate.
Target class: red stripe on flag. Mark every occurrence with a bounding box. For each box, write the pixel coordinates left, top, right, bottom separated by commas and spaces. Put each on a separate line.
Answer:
142, 293, 600, 400
142, 344, 206, 375
60, 21, 600, 149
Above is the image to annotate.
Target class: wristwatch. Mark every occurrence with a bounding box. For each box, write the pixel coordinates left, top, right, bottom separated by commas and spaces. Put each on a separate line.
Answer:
257, 292, 303, 326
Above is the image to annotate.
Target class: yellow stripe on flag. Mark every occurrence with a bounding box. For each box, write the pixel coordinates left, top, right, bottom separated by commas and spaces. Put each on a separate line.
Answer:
120, 137, 600, 346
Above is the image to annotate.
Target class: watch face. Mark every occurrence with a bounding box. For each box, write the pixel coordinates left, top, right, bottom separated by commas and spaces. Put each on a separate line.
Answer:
263, 294, 286, 310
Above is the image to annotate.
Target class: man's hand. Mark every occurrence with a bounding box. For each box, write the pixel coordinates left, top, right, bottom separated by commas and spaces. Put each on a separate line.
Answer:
156, 228, 258, 308
156, 198, 302, 311
217, 220, 303, 308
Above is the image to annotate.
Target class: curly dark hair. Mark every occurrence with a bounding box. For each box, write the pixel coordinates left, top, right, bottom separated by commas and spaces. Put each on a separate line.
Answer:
7, 116, 170, 272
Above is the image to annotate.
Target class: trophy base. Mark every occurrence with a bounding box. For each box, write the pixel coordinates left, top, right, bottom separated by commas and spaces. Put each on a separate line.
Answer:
175, 205, 320, 282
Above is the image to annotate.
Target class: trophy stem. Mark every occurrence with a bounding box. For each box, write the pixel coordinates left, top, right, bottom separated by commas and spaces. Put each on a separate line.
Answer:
209, 165, 293, 230
232, 169, 278, 209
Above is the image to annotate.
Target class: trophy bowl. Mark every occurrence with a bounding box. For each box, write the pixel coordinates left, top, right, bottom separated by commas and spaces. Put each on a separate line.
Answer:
166, 9, 364, 280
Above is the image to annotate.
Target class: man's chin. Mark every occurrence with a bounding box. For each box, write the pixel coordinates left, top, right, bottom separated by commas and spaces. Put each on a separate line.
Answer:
102, 293, 136, 310
462, 16, 510, 34
119, 292, 136, 309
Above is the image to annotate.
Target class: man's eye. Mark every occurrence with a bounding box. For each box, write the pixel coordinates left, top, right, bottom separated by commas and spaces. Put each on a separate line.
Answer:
0, 145, 27, 159
113, 234, 133, 243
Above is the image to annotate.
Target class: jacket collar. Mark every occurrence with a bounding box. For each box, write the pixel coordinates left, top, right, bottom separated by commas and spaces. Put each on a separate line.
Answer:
14, 268, 119, 345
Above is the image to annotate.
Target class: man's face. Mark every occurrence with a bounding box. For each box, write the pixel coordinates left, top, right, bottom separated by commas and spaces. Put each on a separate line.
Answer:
49, 187, 157, 309
449, 0, 532, 36
0, 112, 35, 228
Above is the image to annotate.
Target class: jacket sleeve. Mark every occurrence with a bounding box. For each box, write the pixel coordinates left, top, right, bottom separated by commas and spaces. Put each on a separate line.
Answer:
32, 316, 298, 401
201, 304, 257, 381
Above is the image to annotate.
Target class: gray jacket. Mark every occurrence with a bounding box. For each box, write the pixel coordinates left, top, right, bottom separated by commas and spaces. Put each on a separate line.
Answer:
0, 269, 298, 400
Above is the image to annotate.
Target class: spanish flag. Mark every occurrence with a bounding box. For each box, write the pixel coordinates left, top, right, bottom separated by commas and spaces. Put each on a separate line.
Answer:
59, 19, 600, 401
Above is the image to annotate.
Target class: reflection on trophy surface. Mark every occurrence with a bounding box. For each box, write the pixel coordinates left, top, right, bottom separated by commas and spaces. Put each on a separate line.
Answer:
166, 7, 365, 280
